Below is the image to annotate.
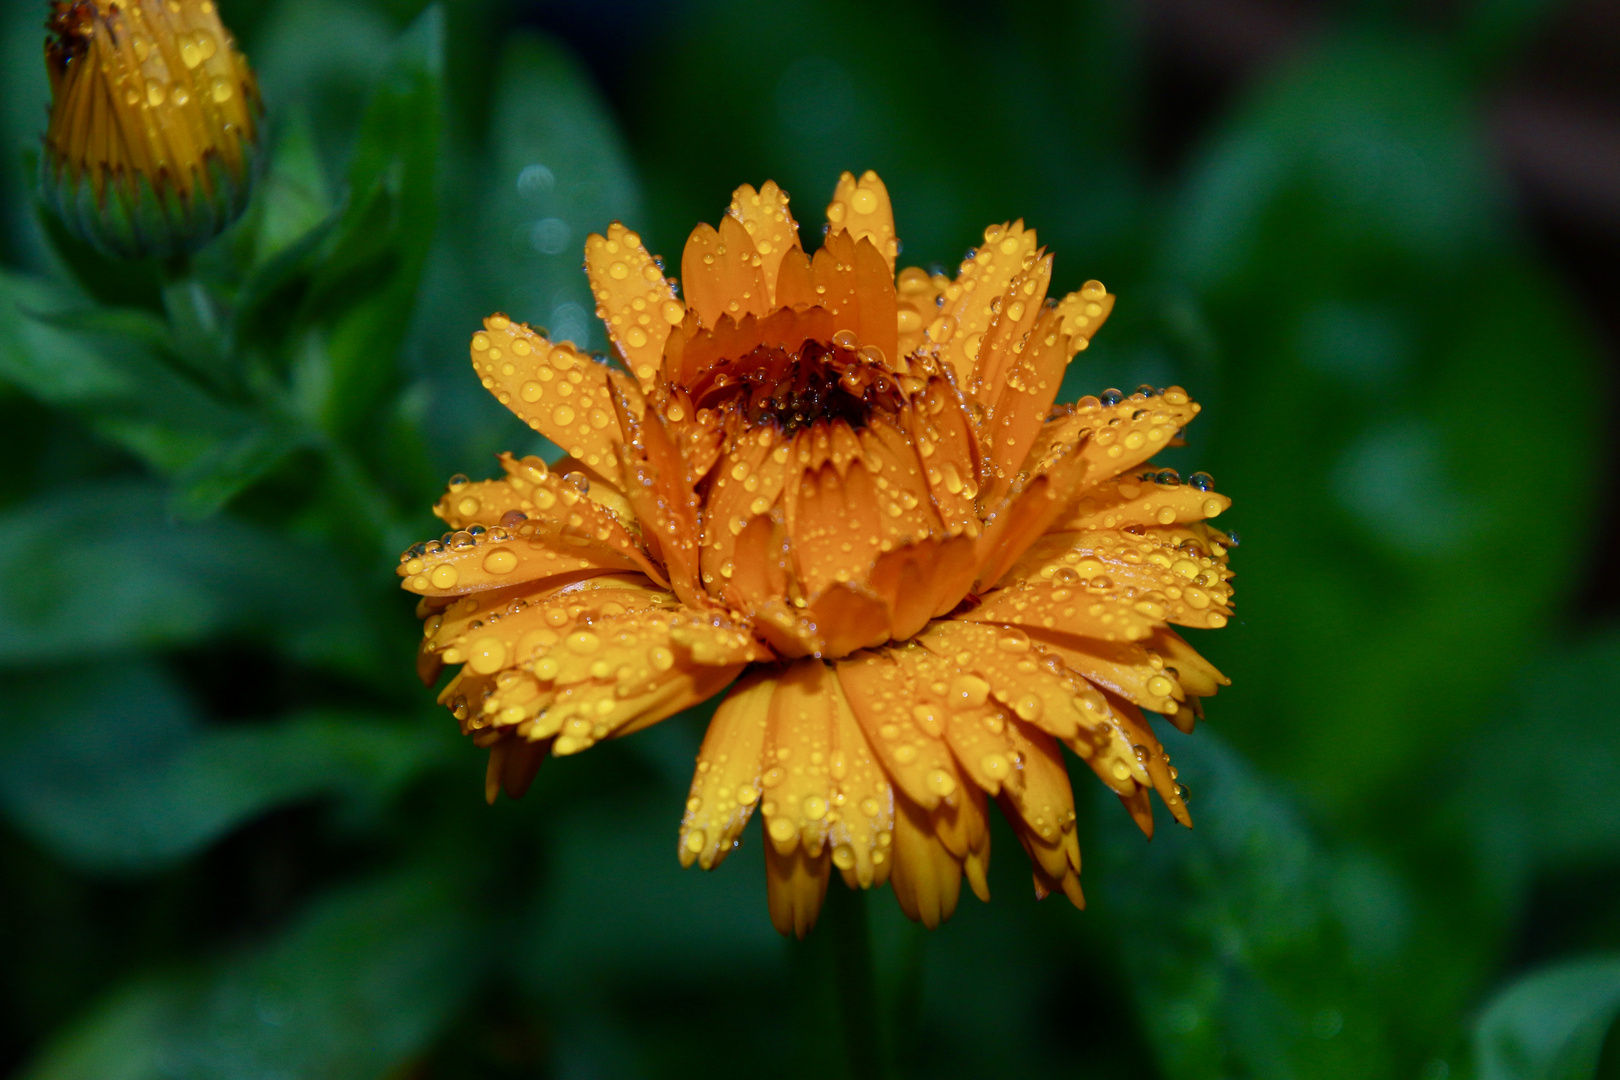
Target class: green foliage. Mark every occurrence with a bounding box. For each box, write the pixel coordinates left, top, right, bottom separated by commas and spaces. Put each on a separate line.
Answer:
1099, 733, 1402, 1079
22, 868, 485, 1080
0, 0, 1614, 1078
1475, 957, 1620, 1080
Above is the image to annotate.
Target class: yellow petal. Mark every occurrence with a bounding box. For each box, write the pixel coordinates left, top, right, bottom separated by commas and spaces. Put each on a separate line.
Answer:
933, 220, 1040, 388
680, 669, 775, 870
827, 677, 896, 889
729, 180, 801, 303
585, 223, 680, 389
760, 659, 837, 857
826, 169, 899, 272
1051, 279, 1115, 353
836, 647, 962, 811
470, 315, 640, 484
765, 842, 830, 939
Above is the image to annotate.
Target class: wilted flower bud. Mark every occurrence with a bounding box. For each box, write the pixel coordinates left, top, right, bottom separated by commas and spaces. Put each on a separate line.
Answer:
40, 0, 262, 259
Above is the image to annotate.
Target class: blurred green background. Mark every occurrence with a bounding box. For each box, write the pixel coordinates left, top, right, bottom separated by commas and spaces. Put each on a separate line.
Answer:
1, 0, 1618, 1076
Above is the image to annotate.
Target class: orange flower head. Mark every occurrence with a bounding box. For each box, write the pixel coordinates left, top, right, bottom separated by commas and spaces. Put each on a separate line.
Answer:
41, 0, 261, 258
399, 173, 1236, 936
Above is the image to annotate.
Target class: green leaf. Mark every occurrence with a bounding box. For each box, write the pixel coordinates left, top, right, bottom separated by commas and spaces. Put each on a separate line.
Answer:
249, 105, 337, 266
19, 867, 486, 1080
165, 422, 308, 520
1474, 956, 1620, 1080
1449, 629, 1620, 907
0, 271, 250, 474
0, 482, 372, 668
1098, 731, 1401, 1079
0, 660, 441, 872
296, 6, 444, 437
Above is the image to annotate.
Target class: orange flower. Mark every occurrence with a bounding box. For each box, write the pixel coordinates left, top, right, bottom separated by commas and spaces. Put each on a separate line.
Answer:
41, 0, 261, 258
399, 173, 1235, 936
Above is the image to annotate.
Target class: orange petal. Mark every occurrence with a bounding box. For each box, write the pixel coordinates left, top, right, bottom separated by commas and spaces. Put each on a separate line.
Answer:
765, 841, 830, 939
866, 535, 976, 641
703, 427, 790, 605
969, 251, 1052, 401
760, 659, 840, 858
826, 170, 899, 272
895, 267, 945, 357
1051, 279, 1115, 353
980, 306, 1071, 507
1057, 473, 1233, 533
679, 216, 769, 328
1066, 388, 1203, 486
729, 180, 801, 303
1025, 627, 1190, 716
807, 583, 892, 658
903, 378, 982, 535
612, 387, 704, 607
811, 232, 860, 338
431, 584, 753, 755
484, 736, 552, 803
680, 668, 775, 869
888, 794, 964, 928
836, 647, 962, 811
997, 719, 1079, 883
789, 442, 884, 598
1000, 527, 1235, 633
851, 234, 900, 365
1105, 694, 1192, 829
827, 676, 896, 888
470, 316, 639, 485
971, 445, 1090, 592
858, 416, 945, 545
432, 477, 530, 531
585, 223, 681, 389
915, 620, 1103, 742
932, 220, 1040, 389
400, 479, 664, 599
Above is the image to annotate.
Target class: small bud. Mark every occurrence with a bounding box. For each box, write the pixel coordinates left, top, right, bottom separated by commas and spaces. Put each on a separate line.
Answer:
40, 0, 263, 259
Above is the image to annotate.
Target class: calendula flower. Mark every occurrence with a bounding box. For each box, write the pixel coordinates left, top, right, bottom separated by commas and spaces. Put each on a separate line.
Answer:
41, 0, 261, 259
400, 173, 1235, 936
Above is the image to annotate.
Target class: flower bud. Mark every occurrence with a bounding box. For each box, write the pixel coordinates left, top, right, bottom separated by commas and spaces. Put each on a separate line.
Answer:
40, 0, 262, 259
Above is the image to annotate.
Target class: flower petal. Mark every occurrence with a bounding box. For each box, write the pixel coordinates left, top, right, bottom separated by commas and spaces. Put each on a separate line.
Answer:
888, 794, 965, 928
679, 214, 769, 328
916, 620, 1105, 743
895, 267, 946, 357
836, 647, 961, 811
826, 170, 898, 272
765, 842, 830, 939
728, 180, 801, 303
932, 220, 1041, 389
760, 659, 837, 857
470, 315, 640, 484
484, 736, 552, 804
1051, 280, 1115, 352
680, 668, 774, 870
1057, 474, 1233, 532
968, 251, 1052, 402
827, 676, 896, 889
586, 223, 682, 389
996, 719, 1081, 893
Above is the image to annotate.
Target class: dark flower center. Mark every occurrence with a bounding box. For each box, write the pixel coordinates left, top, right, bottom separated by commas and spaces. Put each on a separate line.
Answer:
687, 338, 907, 434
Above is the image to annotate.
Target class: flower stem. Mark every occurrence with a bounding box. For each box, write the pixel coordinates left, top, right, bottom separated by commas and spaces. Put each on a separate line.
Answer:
824, 884, 890, 1080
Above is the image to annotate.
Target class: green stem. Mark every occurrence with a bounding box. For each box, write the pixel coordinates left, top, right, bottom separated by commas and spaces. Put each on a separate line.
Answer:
158, 252, 235, 397
824, 884, 889, 1080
